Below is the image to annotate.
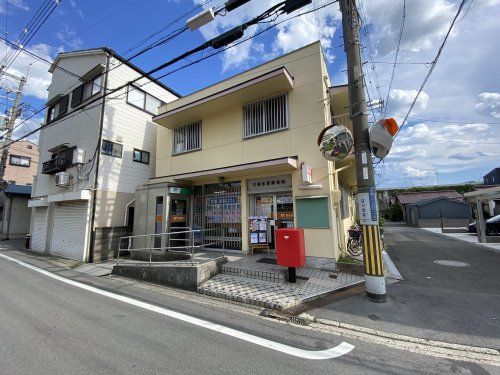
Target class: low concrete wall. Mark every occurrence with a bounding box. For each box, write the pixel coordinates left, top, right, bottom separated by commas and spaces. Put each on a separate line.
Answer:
417, 219, 470, 228
94, 226, 132, 262
442, 228, 468, 233
112, 257, 227, 291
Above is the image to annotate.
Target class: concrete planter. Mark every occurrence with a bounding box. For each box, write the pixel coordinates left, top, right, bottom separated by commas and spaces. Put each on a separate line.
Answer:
112, 257, 227, 291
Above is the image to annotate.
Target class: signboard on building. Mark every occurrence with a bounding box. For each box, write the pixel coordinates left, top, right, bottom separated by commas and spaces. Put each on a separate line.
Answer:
301, 163, 313, 184
358, 188, 378, 225
169, 187, 193, 195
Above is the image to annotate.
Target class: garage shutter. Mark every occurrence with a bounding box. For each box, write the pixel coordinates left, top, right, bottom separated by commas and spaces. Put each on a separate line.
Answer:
31, 207, 48, 252
50, 201, 89, 260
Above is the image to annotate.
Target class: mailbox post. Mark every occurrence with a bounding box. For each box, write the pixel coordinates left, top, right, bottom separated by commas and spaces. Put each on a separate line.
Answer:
275, 228, 306, 283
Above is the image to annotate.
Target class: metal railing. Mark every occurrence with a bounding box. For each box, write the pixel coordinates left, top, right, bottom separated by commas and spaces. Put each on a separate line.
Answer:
116, 226, 226, 266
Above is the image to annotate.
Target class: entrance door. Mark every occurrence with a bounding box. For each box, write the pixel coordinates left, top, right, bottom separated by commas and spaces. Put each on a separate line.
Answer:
168, 198, 189, 250
253, 193, 294, 249
276, 194, 294, 228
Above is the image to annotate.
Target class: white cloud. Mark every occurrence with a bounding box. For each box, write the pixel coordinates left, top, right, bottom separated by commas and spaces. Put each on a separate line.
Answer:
193, 0, 340, 71
475, 92, 500, 118
387, 89, 429, 119
0, 42, 55, 100
382, 120, 496, 186
12, 115, 43, 144
69, 0, 84, 19
55, 24, 83, 50
0, 0, 29, 14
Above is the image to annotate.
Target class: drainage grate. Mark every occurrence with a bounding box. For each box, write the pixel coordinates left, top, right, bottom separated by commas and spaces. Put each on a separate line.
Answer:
433, 260, 470, 267
289, 316, 309, 325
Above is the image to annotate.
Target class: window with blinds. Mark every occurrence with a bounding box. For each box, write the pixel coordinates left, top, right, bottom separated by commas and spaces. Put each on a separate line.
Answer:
172, 121, 201, 155
243, 93, 289, 138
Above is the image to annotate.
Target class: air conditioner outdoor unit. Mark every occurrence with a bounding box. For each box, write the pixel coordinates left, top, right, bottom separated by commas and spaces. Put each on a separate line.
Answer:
55, 171, 70, 187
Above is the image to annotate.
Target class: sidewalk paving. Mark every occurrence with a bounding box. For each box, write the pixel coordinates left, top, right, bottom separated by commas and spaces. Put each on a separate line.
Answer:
422, 227, 500, 252
307, 223, 500, 349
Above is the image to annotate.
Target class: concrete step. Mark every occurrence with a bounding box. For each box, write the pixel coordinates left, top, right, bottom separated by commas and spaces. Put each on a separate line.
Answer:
221, 260, 287, 283
198, 274, 315, 310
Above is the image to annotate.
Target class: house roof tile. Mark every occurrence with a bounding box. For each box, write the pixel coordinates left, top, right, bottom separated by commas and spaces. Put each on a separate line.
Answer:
396, 190, 463, 205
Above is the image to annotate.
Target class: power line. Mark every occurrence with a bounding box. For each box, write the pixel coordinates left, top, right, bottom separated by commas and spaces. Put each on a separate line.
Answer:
387, 113, 500, 125
1, 0, 342, 151
357, 0, 384, 117
0, 1, 227, 140
383, 0, 405, 118
0, 0, 61, 75
393, 0, 470, 140
121, 0, 219, 58
0, 14, 195, 139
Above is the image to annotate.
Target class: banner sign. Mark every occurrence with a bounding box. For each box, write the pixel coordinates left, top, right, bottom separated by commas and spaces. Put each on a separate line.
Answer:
358, 187, 378, 225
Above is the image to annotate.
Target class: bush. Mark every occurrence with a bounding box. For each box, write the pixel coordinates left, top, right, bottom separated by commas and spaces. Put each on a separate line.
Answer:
388, 204, 403, 221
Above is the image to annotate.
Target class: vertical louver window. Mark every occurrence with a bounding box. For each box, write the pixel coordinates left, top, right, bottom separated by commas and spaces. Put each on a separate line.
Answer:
172, 121, 201, 155
243, 93, 289, 138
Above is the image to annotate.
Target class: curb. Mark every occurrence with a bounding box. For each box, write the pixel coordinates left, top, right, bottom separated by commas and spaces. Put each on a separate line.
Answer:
310, 317, 500, 366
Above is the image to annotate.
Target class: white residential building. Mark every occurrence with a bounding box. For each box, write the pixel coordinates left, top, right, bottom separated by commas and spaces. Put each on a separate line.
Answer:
29, 48, 179, 261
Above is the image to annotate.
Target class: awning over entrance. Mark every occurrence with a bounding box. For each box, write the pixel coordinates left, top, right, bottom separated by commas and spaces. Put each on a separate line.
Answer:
153, 67, 294, 129
166, 156, 298, 183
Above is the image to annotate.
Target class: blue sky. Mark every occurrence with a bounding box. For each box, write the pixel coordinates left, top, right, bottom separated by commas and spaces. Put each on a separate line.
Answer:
1, 0, 499, 188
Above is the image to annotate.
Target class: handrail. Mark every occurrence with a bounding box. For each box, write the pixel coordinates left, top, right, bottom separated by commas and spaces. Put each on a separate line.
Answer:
116, 226, 226, 266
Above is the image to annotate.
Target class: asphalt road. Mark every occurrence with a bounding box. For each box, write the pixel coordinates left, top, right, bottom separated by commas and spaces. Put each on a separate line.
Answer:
311, 224, 500, 349
0, 248, 497, 374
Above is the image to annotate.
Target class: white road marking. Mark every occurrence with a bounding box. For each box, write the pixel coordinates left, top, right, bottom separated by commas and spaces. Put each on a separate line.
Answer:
0, 253, 354, 360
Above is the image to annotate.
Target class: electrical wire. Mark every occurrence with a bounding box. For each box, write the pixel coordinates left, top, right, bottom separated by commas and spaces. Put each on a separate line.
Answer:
383, 0, 405, 118
0, 0, 61, 75
393, 0, 470, 140
1, 0, 342, 151
0, 0, 229, 141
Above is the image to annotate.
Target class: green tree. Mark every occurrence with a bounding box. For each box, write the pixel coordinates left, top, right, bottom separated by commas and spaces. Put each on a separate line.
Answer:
388, 204, 403, 221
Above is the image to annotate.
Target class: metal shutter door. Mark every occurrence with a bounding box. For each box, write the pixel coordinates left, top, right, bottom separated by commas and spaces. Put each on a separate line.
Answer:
50, 202, 89, 260
31, 207, 48, 252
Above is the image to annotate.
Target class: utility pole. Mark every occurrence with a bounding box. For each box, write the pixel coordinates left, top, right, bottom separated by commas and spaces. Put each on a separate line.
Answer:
0, 73, 26, 182
340, 0, 386, 302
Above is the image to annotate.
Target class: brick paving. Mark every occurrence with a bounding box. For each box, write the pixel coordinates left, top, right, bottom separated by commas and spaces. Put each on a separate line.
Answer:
198, 255, 364, 310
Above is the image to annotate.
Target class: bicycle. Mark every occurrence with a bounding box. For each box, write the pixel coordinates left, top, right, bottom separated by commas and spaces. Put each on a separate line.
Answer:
347, 224, 363, 257
347, 224, 385, 257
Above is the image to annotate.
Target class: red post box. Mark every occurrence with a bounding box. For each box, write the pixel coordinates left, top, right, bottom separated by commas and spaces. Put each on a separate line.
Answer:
275, 228, 306, 282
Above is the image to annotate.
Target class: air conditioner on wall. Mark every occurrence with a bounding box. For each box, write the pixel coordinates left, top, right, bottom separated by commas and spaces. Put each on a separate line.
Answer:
55, 171, 70, 187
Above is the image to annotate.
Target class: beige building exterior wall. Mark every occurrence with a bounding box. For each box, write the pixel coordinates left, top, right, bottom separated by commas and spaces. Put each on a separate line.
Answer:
150, 42, 356, 261
3, 140, 39, 185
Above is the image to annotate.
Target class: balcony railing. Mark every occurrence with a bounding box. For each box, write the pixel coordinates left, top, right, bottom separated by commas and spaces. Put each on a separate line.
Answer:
42, 157, 71, 175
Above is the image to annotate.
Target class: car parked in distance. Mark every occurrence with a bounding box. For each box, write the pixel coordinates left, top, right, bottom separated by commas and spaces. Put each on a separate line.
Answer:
467, 214, 500, 235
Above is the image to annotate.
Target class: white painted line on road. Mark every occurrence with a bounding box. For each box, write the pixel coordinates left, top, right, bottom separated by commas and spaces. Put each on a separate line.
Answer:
0, 253, 354, 360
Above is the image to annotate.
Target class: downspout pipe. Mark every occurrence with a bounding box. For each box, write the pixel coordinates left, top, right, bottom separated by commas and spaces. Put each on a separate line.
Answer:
88, 54, 110, 263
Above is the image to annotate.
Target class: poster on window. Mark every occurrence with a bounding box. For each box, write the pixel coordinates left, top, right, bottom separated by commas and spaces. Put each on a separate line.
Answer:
248, 216, 269, 245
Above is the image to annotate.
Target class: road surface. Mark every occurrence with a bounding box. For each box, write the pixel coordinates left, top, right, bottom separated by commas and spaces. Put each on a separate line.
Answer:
0, 248, 496, 374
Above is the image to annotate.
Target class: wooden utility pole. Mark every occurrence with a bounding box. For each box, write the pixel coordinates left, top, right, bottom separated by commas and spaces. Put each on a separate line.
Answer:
340, 0, 386, 302
0, 74, 26, 182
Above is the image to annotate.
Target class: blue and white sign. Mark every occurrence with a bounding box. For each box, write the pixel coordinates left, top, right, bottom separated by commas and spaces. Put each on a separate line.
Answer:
358, 188, 378, 225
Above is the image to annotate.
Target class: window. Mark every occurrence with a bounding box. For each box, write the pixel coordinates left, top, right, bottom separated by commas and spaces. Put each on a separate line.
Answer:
27, 145, 33, 150
71, 75, 102, 107
243, 93, 288, 138
47, 94, 69, 123
101, 140, 122, 158
126, 85, 164, 115
9, 154, 31, 167
172, 121, 201, 155
133, 149, 150, 164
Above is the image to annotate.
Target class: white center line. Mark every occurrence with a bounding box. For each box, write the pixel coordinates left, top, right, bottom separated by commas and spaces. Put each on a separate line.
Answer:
0, 252, 354, 360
